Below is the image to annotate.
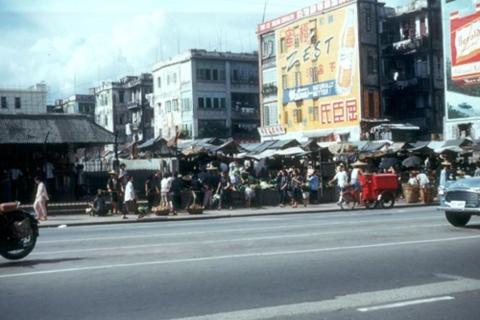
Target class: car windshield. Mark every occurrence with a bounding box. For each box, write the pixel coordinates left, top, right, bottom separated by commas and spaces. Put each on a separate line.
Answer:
449, 177, 480, 189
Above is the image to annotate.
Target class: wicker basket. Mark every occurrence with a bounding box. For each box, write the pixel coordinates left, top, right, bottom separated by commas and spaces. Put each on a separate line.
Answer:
153, 206, 170, 216
402, 184, 419, 203
187, 208, 203, 215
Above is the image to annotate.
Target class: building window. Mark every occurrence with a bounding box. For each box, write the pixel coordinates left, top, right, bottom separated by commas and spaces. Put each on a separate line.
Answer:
311, 66, 318, 83
172, 99, 179, 111
205, 97, 212, 108
365, 7, 372, 32
172, 73, 177, 84
1, 96, 7, 109
295, 70, 302, 87
367, 55, 377, 74
293, 108, 303, 123
221, 98, 226, 109
309, 105, 319, 121
166, 100, 172, 112
213, 69, 218, 81
119, 90, 124, 103
213, 98, 219, 109
282, 74, 288, 89
198, 97, 204, 108
182, 98, 191, 112
284, 110, 289, 125
280, 37, 286, 53
15, 97, 21, 109
314, 106, 319, 121
167, 74, 171, 85
157, 76, 161, 88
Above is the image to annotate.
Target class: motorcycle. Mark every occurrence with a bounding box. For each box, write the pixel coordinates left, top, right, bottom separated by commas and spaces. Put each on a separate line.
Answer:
0, 202, 39, 260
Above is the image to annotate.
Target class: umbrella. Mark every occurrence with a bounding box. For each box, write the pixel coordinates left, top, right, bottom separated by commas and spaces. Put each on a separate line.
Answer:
402, 155, 423, 168
379, 157, 400, 169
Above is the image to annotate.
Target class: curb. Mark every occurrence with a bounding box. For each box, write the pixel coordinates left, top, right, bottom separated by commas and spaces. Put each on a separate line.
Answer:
38, 202, 438, 229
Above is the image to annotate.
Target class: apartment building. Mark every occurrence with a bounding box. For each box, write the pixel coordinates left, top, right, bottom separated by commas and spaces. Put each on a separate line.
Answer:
0, 83, 47, 114
151, 49, 260, 142
93, 74, 153, 143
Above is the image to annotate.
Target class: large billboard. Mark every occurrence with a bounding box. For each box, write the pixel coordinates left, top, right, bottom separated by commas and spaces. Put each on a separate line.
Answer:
442, 0, 480, 138
272, 1, 361, 138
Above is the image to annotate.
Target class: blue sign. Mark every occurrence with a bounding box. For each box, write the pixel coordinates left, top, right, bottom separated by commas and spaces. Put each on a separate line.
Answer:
283, 80, 336, 104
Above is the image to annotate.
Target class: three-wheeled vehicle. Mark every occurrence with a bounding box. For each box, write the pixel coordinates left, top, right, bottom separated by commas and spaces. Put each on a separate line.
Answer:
340, 173, 398, 210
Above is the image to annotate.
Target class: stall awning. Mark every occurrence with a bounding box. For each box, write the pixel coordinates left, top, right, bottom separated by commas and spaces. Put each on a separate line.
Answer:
0, 114, 115, 145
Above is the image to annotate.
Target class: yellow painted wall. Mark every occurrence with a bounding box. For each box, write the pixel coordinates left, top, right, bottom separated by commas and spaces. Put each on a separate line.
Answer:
275, 2, 362, 134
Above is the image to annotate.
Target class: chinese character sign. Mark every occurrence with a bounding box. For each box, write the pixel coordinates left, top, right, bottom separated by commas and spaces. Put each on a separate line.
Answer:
275, 3, 361, 133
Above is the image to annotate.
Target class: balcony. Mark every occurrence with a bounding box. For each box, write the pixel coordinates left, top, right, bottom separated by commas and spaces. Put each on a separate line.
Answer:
127, 101, 141, 111
231, 108, 259, 120
385, 77, 430, 93
262, 83, 278, 97
384, 36, 428, 55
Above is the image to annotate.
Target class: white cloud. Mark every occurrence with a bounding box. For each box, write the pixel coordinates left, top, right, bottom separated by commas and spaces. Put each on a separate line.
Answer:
0, 0, 321, 101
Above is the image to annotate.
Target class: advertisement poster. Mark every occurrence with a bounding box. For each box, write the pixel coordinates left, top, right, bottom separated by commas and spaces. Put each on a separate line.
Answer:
274, 1, 361, 135
443, 0, 480, 123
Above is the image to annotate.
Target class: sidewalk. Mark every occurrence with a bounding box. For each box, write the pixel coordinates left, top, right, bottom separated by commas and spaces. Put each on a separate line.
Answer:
36, 200, 437, 228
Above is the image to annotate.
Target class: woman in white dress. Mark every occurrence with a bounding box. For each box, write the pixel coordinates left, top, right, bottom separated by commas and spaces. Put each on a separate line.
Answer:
33, 176, 49, 221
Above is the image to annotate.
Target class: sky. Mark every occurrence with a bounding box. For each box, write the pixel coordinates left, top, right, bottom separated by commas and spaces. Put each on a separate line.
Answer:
0, 0, 325, 102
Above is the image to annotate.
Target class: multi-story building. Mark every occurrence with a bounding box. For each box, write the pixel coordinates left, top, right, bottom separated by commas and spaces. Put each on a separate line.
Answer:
151, 49, 260, 141
93, 74, 153, 143
257, 0, 383, 142
54, 94, 95, 116
0, 83, 47, 114
380, 0, 444, 139
441, 0, 480, 139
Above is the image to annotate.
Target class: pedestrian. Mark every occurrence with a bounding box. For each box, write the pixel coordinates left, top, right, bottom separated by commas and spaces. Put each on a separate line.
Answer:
474, 163, 480, 177
276, 170, 288, 207
44, 160, 55, 200
416, 170, 430, 203
329, 163, 348, 205
124, 175, 136, 219
290, 169, 302, 208
33, 175, 49, 221
107, 170, 123, 215
86, 189, 108, 216
170, 172, 182, 215
350, 161, 366, 203
144, 174, 156, 212
160, 172, 173, 211
307, 168, 319, 204
439, 161, 451, 188
216, 171, 233, 210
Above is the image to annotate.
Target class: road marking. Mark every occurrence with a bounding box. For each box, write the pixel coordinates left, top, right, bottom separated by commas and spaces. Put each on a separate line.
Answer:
32, 223, 445, 255
38, 215, 441, 244
357, 296, 455, 312
2, 234, 480, 279
168, 277, 476, 320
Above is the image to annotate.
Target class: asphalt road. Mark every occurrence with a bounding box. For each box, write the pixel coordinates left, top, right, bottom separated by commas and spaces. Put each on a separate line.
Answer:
1, 207, 480, 320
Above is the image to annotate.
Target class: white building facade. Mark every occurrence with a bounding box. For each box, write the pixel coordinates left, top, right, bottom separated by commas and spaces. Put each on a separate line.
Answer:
55, 94, 95, 116
93, 74, 153, 143
151, 50, 260, 141
0, 83, 47, 114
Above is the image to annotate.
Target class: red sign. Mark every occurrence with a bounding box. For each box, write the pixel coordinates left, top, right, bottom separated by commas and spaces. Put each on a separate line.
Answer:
450, 5, 480, 83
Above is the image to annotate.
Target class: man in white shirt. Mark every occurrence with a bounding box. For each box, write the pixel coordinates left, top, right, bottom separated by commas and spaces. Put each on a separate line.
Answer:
160, 173, 173, 210
329, 164, 348, 205
123, 175, 136, 219
416, 171, 430, 204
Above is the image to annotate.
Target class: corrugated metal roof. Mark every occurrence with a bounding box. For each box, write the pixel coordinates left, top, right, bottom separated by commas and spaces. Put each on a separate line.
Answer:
0, 114, 115, 145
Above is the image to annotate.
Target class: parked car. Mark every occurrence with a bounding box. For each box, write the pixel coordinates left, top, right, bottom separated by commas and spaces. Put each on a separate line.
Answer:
438, 177, 480, 226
